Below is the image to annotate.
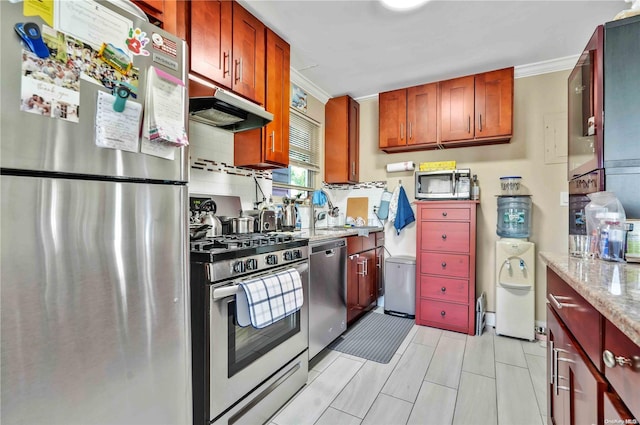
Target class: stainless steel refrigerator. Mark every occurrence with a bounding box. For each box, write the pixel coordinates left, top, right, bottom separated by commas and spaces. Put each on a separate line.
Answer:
1, 1, 191, 424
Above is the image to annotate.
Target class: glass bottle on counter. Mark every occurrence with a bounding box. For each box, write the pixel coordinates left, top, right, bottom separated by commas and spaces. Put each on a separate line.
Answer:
471, 174, 480, 201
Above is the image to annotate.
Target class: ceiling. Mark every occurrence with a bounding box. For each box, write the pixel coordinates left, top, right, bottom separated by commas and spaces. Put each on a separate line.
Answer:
237, 0, 625, 100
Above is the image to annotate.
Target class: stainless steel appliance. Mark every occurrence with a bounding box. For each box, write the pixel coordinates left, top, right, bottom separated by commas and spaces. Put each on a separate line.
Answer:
415, 169, 471, 200
1, 2, 191, 424
384, 256, 416, 319
308, 238, 347, 359
568, 16, 640, 252
190, 233, 309, 425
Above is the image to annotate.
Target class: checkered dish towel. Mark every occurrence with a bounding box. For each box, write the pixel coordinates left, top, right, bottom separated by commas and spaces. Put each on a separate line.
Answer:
236, 268, 304, 329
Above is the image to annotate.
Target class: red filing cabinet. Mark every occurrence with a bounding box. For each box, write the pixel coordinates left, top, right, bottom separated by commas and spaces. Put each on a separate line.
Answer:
415, 201, 478, 335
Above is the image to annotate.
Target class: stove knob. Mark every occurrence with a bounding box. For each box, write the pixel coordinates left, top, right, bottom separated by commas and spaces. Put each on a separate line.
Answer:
283, 251, 293, 261
293, 249, 302, 259
233, 261, 246, 273
265, 254, 278, 265
245, 258, 258, 271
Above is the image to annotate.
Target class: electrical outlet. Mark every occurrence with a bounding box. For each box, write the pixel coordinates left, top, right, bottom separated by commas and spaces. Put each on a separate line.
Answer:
535, 326, 546, 334
560, 191, 569, 207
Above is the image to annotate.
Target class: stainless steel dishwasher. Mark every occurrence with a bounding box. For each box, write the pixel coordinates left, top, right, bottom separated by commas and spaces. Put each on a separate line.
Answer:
309, 238, 347, 359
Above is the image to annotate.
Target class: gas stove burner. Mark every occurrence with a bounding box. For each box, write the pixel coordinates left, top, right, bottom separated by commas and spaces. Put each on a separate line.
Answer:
190, 233, 295, 252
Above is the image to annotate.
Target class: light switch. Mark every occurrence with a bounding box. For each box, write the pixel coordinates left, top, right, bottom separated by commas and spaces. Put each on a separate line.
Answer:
560, 191, 569, 206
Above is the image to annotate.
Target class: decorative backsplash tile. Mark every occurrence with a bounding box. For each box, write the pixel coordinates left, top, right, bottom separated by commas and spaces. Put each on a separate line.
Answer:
323, 180, 388, 190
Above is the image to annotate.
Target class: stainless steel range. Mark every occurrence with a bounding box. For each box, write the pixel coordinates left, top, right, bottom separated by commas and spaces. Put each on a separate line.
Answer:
190, 233, 309, 425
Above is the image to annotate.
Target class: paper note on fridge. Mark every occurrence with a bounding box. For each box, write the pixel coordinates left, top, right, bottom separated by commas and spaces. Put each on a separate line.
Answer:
95, 90, 141, 152
143, 66, 188, 147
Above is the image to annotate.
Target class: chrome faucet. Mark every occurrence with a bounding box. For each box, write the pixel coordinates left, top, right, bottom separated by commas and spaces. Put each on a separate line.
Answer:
321, 190, 340, 218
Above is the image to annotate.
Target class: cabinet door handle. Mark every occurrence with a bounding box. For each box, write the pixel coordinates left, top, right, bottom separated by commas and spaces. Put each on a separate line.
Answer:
377, 254, 382, 268
441, 234, 447, 240
441, 286, 446, 293
467, 116, 471, 133
478, 114, 483, 132
440, 310, 446, 317
400, 123, 404, 140
603, 350, 640, 371
270, 131, 275, 152
409, 122, 413, 140
357, 258, 366, 276
351, 162, 355, 177
441, 262, 447, 268
442, 211, 448, 217
548, 293, 564, 309
235, 58, 243, 83
549, 341, 555, 382
223, 51, 230, 77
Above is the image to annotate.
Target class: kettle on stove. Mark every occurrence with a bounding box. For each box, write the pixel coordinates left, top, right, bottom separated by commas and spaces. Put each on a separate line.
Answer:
281, 197, 297, 231
200, 200, 223, 237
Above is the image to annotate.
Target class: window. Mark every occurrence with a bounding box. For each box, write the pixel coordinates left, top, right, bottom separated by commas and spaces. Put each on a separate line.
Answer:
272, 108, 321, 198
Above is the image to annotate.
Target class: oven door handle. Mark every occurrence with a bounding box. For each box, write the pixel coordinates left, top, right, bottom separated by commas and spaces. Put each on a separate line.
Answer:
212, 262, 309, 301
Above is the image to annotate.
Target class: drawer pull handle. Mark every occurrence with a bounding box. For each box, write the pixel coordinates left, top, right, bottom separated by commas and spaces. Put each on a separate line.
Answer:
440, 310, 446, 317
441, 262, 447, 268
603, 350, 640, 371
441, 287, 446, 292
441, 234, 447, 240
548, 293, 564, 309
442, 211, 448, 217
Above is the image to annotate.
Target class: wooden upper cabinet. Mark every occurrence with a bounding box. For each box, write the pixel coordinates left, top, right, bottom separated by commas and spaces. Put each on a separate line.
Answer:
379, 89, 407, 149
475, 67, 514, 139
263, 29, 290, 166
231, 3, 265, 105
440, 75, 475, 142
132, 0, 165, 28
408, 83, 438, 146
379, 83, 437, 152
325, 96, 359, 184
440, 67, 513, 144
381, 67, 513, 151
188, 1, 265, 105
234, 29, 290, 169
190, 0, 232, 89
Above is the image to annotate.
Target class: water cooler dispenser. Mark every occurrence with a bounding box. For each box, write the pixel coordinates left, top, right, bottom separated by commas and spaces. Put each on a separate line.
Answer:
495, 178, 535, 340
495, 239, 535, 340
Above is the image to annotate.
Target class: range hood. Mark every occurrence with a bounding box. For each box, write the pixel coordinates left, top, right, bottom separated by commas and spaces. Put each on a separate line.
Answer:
189, 85, 273, 133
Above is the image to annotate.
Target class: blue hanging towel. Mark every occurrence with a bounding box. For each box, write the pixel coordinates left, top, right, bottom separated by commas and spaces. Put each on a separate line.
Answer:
394, 186, 415, 235
312, 190, 327, 206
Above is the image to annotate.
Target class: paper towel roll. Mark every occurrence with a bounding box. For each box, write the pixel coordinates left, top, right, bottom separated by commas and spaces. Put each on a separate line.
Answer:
386, 161, 415, 172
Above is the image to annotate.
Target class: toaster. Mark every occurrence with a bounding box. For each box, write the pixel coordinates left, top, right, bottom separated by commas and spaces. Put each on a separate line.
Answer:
258, 210, 277, 232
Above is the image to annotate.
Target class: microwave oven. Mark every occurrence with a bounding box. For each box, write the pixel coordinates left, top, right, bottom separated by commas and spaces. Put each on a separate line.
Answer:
415, 169, 471, 200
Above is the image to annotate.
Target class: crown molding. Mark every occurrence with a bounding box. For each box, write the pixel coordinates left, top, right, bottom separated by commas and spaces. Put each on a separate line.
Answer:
292, 55, 580, 102
290, 69, 331, 104
514, 54, 580, 79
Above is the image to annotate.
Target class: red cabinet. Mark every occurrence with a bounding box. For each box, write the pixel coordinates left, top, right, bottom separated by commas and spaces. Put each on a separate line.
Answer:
379, 83, 438, 152
546, 267, 640, 424
325, 96, 360, 184
440, 67, 513, 145
346, 233, 380, 325
234, 29, 290, 169
416, 201, 477, 335
189, 1, 265, 105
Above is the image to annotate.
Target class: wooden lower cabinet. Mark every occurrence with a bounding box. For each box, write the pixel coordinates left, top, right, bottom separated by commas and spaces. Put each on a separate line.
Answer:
346, 234, 379, 325
416, 201, 477, 335
546, 268, 639, 425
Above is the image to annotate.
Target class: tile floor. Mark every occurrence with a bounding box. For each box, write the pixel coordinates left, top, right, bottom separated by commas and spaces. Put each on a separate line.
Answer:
270, 311, 547, 425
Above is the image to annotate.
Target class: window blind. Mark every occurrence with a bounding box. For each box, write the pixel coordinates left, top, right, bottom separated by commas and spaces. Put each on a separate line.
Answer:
289, 109, 320, 172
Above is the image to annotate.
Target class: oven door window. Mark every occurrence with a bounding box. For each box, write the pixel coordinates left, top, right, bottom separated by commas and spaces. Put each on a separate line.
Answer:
227, 300, 300, 378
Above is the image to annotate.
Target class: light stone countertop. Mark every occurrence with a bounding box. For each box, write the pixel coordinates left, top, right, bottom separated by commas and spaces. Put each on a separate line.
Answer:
540, 252, 640, 346
291, 226, 384, 242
